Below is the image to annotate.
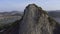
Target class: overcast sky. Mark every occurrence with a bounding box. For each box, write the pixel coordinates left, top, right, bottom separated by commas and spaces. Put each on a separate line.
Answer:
0, 0, 60, 12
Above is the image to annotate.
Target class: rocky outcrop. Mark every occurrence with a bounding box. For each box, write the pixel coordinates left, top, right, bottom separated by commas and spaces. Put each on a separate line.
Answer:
2, 4, 60, 34
19, 4, 60, 34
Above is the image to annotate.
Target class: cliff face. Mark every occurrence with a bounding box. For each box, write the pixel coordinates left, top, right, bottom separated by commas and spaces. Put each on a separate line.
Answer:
2, 4, 60, 34
19, 4, 58, 34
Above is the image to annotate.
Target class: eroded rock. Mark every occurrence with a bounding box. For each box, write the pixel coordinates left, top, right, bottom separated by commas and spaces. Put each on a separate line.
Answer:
19, 4, 59, 34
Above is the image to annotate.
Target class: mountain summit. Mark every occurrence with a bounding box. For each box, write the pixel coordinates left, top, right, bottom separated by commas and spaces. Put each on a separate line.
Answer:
19, 4, 60, 34
2, 4, 60, 34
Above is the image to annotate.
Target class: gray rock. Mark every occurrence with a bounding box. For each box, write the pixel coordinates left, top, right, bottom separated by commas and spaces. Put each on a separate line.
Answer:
19, 4, 58, 34
2, 4, 60, 34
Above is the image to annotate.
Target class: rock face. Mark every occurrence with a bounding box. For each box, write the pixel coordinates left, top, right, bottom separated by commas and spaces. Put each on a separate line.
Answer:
2, 4, 60, 34
19, 4, 59, 34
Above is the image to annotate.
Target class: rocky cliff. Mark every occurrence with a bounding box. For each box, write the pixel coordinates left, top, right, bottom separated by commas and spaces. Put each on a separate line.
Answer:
2, 4, 60, 34
19, 4, 60, 34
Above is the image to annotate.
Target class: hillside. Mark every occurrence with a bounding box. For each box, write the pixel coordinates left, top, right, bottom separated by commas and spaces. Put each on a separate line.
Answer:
0, 11, 22, 33
48, 11, 60, 23
0, 11, 23, 16
48, 11, 60, 17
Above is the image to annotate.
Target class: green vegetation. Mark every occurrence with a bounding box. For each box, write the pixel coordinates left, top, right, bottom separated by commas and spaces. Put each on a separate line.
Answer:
38, 6, 48, 15
48, 16, 58, 26
0, 16, 21, 31
0, 25, 4, 30
0, 22, 12, 31
0, 21, 19, 31
43, 10, 48, 15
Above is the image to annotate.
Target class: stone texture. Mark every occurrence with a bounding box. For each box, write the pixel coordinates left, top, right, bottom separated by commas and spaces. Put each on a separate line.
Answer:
2, 4, 60, 34
19, 4, 58, 34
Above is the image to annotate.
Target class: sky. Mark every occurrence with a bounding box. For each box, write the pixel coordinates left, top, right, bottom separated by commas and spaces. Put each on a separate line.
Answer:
0, 0, 60, 12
